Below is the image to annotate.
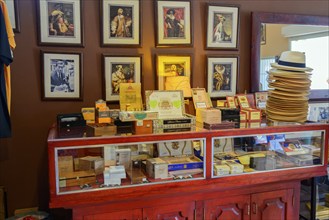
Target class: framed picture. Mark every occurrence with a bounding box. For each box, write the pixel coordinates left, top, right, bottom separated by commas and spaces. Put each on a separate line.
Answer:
103, 55, 142, 102
5, 0, 20, 33
308, 102, 329, 123
155, 0, 192, 47
36, 0, 83, 46
101, 0, 141, 47
206, 56, 238, 98
156, 54, 192, 97
206, 4, 239, 49
261, 23, 266, 45
41, 51, 83, 100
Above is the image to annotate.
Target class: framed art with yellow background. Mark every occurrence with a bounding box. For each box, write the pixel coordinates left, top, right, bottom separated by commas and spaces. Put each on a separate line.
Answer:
156, 54, 192, 98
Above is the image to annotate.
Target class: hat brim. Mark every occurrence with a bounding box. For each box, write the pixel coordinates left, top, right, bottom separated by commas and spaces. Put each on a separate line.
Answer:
271, 63, 313, 72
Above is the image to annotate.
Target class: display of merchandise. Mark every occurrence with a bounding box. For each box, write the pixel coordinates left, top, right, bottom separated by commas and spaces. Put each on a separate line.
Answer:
266, 51, 313, 123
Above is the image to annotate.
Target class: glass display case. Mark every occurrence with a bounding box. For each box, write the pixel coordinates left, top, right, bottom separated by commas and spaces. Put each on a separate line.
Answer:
211, 130, 325, 177
54, 138, 206, 195
48, 123, 328, 219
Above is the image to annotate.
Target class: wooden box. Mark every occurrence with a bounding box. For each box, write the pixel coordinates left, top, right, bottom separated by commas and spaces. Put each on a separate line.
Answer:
86, 123, 117, 137
134, 120, 153, 135
241, 108, 261, 122
196, 108, 221, 124
59, 170, 96, 188
58, 156, 74, 176
78, 156, 104, 175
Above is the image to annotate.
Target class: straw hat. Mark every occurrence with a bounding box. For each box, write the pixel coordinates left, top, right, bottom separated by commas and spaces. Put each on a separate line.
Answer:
270, 51, 313, 72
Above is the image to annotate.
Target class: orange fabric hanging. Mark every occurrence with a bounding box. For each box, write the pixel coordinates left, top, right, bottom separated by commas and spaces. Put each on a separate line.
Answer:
0, 0, 16, 114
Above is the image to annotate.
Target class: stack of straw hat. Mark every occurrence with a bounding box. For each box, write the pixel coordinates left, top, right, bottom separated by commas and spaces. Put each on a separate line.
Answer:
266, 51, 313, 123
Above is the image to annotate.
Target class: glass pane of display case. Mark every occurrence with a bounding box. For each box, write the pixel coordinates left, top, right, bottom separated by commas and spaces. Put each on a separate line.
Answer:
300, 175, 329, 220
212, 130, 325, 177
55, 138, 205, 194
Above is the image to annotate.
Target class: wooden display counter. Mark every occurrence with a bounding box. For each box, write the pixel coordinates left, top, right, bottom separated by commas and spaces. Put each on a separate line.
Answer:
48, 123, 328, 220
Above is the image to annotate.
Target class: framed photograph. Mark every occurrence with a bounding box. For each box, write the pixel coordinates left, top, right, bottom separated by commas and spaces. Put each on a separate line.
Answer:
206, 56, 238, 98
155, 0, 192, 47
101, 0, 141, 47
5, 0, 20, 33
41, 51, 83, 100
206, 4, 239, 49
156, 54, 192, 97
261, 23, 266, 45
308, 102, 329, 123
37, 0, 83, 46
103, 55, 142, 102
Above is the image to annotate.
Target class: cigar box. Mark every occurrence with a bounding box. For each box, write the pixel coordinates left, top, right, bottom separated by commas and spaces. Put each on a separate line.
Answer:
119, 111, 158, 122
127, 169, 147, 184
114, 120, 134, 134
203, 121, 235, 130
236, 94, 250, 109
86, 123, 117, 137
59, 170, 96, 188
196, 108, 221, 124
161, 156, 203, 171
222, 160, 244, 174
218, 108, 240, 128
115, 148, 131, 169
157, 140, 203, 171
214, 164, 230, 176
226, 96, 238, 108
58, 156, 74, 176
157, 141, 193, 157
78, 156, 104, 175
146, 158, 168, 179
216, 100, 226, 107
103, 145, 117, 166
96, 107, 111, 124
153, 127, 195, 134
152, 114, 196, 129
240, 108, 261, 122
240, 111, 247, 122
134, 120, 153, 135
81, 107, 95, 124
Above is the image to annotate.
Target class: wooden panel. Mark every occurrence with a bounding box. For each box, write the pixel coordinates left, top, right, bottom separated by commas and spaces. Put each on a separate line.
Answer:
83, 209, 142, 220
204, 195, 250, 220
143, 202, 195, 220
251, 189, 294, 220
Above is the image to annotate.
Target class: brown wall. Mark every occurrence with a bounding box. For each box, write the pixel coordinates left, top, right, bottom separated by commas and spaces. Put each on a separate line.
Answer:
0, 0, 328, 216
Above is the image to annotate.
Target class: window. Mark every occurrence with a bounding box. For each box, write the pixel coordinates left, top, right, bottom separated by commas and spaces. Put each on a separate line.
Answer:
290, 34, 329, 91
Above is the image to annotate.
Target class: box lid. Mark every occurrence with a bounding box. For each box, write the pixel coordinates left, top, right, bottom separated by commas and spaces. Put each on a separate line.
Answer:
157, 141, 193, 157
